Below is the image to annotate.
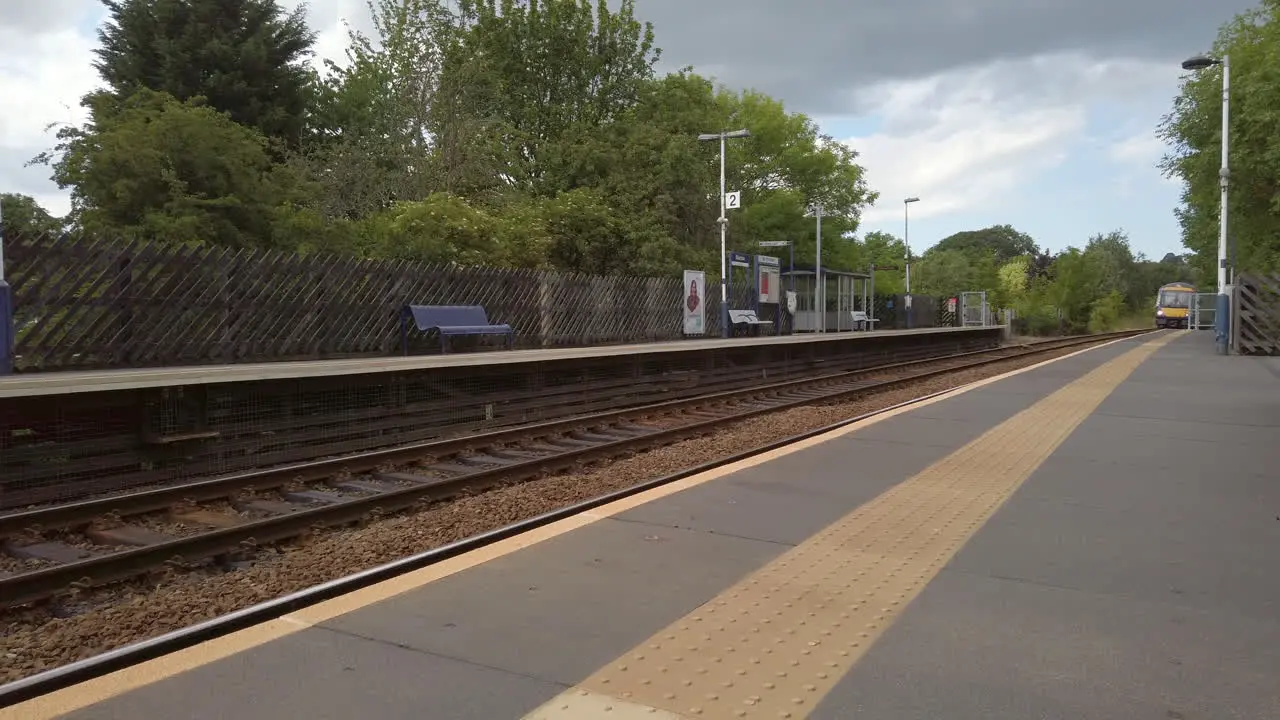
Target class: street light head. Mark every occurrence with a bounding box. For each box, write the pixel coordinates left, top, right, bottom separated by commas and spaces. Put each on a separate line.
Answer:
904, 197, 920, 204
1181, 54, 1221, 71
697, 129, 752, 141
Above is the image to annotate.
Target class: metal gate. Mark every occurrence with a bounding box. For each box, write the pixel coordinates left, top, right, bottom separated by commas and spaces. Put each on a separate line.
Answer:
960, 291, 989, 326
1189, 293, 1217, 330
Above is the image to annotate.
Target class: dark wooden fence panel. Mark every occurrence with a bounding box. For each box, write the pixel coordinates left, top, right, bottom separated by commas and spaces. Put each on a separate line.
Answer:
4, 232, 952, 371
1236, 272, 1280, 355
5, 232, 730, 371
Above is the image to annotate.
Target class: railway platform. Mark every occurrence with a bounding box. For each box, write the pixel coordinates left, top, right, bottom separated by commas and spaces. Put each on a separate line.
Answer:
0, 326, 991, 398
1, 325, 1001, 509
6, 329, 1278, 719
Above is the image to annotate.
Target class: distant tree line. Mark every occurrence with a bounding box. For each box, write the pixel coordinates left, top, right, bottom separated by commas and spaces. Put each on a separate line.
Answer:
2, 0, 1204, 334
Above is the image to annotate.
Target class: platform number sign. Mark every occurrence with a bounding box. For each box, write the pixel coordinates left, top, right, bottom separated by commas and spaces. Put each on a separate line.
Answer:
725, 191, 741, 210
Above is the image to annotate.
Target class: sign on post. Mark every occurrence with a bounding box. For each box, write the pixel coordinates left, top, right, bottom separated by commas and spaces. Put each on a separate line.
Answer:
725, 191, 741, 210
682, 270, 706, 335
757, 255, 780, 304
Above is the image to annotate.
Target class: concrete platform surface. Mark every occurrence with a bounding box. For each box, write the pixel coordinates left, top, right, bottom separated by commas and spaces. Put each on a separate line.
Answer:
7, 330, 1277, 720
0, 325, 990, 398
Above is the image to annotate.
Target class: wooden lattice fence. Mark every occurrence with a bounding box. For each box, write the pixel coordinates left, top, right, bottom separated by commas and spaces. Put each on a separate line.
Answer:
4, 232, 728, 371
1236, 272, 1280, 355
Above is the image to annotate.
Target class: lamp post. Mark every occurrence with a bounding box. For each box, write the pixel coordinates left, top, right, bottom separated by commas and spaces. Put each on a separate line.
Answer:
903, 196, 920, 329
699, 129, 752, 337
1181, 53, 1230, 355
0, 199, 12, 375
802, 203, 828, 332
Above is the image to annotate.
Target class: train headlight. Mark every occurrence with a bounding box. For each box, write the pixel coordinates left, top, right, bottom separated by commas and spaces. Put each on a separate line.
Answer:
1156, 309, 1165, 316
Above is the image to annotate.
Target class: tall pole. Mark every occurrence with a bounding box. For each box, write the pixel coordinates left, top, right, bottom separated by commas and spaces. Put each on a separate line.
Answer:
0, 198, 12, 375
815, 204, 823, 333
903, 197, 919, 329
719, 133, 729, 338
904, 201, 911, 329
700, 129, 750, 338
1215, 55, 1230, 355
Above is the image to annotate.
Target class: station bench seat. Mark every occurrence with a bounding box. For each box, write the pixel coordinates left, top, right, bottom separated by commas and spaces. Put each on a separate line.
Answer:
400, 304, 514, 354
729, 309, 774, 337
850, 310, 879, 331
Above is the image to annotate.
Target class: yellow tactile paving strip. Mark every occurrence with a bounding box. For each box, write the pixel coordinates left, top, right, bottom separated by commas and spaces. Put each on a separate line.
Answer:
526, 332, 1176, 719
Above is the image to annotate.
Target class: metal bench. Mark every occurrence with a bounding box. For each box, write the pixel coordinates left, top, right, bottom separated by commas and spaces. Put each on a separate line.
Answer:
850, 310, 879, 331
400, 304, 514, 354
728, 309, 774, 337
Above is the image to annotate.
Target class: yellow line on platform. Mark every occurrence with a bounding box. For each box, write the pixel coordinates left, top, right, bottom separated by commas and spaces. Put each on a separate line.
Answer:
524, 331, 1176, 719
0, 334, 1146, 720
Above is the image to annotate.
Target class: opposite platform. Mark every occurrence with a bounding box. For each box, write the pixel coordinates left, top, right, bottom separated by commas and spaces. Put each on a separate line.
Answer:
6, 330, 1277, 719
0, 326, 990, 398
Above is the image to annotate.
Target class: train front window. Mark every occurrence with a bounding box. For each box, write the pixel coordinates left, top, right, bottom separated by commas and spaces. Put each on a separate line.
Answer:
1159, 291, 1191, 308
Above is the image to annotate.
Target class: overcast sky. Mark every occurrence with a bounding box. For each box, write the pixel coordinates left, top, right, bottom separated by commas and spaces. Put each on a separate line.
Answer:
0, 0, 1258, 258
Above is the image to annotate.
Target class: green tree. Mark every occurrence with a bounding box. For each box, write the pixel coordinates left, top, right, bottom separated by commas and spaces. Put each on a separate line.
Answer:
540, 70, 721, 264
1044, 247, 1103, 332
913, 247, 1001, 304
46, 89, 295, 248
1088, 290, 1127, 332
1082, 229, 1138, 306
1158, 0, 1280, 275
531, 67, 876, 278
998, 256, 1031, 299
0, 194, 63, 236
94, 0, 317, 148
859, 231, 908, 294
1132, 255, 1194, 307
445, 0, 661, 193
300, 0, 456, 218
729, 88, 877, 267
930, 225, 1039, 264
365, 193, 506, 266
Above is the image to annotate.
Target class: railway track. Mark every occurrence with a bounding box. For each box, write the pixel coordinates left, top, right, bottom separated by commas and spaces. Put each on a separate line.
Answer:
0, 330, 1147, 611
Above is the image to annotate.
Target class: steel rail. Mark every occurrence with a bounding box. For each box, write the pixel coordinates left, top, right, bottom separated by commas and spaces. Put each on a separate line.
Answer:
0, 330, 1148, 610
0, 334, 1109, 535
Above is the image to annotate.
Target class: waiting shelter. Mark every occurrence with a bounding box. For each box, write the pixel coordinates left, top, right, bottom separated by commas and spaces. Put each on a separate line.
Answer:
782, 268, 874, 332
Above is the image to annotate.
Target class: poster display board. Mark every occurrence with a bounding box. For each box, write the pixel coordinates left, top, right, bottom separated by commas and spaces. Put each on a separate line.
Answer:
682, 270, 706, 335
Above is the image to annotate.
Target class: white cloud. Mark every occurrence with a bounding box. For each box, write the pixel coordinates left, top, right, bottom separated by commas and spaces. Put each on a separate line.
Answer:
0, 16, 100, 216
1108, 130, 1164, 165
842, 52, 1176, 227
0, 1, 359, 218
0, 0, 97, 35
278, 0, 368, 69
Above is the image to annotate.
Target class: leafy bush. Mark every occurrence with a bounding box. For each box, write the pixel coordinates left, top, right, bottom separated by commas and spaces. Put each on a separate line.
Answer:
1087, 290, 1127, 332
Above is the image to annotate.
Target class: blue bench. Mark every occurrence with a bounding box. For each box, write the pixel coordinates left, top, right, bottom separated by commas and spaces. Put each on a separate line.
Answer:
400, 305, 514, 354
